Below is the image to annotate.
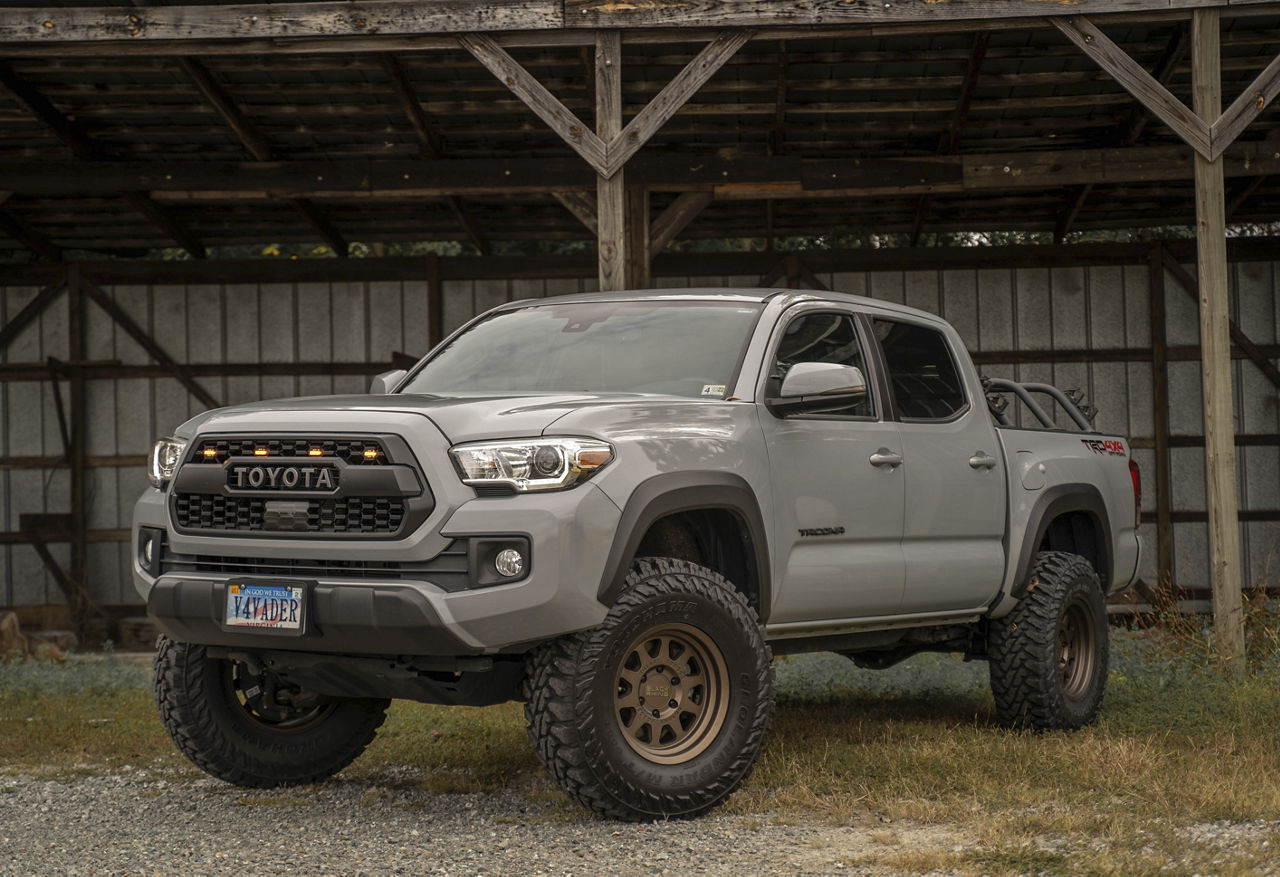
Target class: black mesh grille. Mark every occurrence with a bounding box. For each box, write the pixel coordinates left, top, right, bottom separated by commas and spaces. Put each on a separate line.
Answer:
175, 495, 405, 534
158, 540, 467, 586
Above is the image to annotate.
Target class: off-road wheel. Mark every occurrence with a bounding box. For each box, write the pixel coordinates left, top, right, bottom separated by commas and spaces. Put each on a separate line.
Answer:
988, 551, 1109, 730
154, 636, 389, 787
524, 557, 773, 821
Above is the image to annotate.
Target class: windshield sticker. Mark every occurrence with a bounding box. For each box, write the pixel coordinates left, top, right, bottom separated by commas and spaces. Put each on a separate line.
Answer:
701, 384, 727, 397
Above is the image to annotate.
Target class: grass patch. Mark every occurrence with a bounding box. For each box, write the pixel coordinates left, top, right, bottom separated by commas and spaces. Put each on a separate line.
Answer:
3, 626, 1279, 871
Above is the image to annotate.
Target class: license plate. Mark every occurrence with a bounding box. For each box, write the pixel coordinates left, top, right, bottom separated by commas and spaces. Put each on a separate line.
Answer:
225, 582, 305, 631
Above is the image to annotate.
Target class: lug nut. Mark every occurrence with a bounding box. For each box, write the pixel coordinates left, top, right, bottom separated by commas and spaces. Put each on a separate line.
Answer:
668, 699, 678, 708
671, 677, 679, 685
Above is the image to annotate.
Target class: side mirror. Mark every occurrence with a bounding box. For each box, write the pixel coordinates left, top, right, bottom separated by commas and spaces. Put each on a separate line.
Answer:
767, 362, 868, 416
369, 368, 407, 394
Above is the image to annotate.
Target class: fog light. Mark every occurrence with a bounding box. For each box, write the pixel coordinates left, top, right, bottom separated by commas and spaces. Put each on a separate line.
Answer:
493, 548, 525, 578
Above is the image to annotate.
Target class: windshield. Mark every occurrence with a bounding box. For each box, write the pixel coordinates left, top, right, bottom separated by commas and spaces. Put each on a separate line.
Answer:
400, 300, 762, 398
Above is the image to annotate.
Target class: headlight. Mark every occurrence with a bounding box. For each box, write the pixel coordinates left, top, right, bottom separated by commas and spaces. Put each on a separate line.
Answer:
148, 437, 187, 489
450, 438, 613, 492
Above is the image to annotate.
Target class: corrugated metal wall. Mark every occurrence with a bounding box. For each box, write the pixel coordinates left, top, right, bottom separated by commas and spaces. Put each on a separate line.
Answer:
2, 259, 1277, 607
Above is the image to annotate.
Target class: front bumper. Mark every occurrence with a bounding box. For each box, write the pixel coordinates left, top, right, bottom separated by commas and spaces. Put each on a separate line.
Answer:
133, 480, 622, 655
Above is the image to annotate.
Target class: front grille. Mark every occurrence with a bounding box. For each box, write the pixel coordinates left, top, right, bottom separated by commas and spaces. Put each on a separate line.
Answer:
159, 540, 470, 590
174, 495, 405, 533
170, 432, 431, 539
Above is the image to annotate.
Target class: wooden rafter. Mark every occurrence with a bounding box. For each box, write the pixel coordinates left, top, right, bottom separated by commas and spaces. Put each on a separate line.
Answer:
0, 59, 204, 257
380, 53, 489, 255
0, 278, 65, 351
552, 191, 598, 235
4, 142, 1279, 199
650, 193, 713, 254
910, 31, 988, 245
1056, 23, 1188, 243
0, 207, 61, 261
177, 56, 348, 256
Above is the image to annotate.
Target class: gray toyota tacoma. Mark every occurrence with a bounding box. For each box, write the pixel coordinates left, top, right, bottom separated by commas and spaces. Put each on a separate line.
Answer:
133, 289, 1141, 820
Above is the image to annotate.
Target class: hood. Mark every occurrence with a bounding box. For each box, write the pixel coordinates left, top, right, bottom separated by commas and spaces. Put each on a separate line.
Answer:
175, 392, 695, 444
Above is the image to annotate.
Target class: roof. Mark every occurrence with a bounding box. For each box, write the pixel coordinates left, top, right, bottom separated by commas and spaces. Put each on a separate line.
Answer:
0, 5, 1277, 257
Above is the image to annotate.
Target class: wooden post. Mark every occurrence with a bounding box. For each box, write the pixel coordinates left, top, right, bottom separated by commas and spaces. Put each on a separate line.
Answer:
626, 186, 650, 288
1192, 8, 1245, 663
1148, 245, 1174, 586
66, 265, 89, 638
595, 31, 627, 292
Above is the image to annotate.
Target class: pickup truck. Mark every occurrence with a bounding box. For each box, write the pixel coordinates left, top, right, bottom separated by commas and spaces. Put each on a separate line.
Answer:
133, 289, 1141, 821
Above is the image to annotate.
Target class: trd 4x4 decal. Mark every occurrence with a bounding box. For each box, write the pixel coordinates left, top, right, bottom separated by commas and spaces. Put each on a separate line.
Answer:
1081, 438, 1127, 457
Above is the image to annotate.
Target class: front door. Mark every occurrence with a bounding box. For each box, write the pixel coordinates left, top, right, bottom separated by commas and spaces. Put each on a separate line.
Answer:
760, 308, 907, 623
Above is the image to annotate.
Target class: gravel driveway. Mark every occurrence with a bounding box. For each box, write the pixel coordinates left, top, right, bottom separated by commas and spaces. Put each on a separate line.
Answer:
0, 769, 970, 876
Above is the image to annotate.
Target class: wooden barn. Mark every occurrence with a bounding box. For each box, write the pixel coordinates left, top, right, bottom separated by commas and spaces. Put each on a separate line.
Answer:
0, 0, 1277, 655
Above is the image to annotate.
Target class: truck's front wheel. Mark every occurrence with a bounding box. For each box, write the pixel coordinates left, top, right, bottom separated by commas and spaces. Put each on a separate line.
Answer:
154, 636, 389, 787
988, 551, 1109, 730
524, 557, 773, 820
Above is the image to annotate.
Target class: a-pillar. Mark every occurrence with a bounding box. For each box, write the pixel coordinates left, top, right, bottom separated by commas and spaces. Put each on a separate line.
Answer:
1191, 9, 1244, 662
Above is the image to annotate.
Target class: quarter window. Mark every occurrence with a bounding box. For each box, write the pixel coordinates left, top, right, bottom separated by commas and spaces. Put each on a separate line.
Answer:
770, 312, 874, 418
872, 319, 967, 420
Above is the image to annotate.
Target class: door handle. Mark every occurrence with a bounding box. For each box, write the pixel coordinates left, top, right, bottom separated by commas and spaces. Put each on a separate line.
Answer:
969, 451, 998, 470
869, 448, 903, 468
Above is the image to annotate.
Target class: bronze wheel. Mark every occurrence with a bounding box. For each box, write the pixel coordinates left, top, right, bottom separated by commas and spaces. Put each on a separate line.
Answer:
1057, 597, 1097, 703
989, 551, 1109, 730
613, 623, 731, 765
524, 557, 774, 821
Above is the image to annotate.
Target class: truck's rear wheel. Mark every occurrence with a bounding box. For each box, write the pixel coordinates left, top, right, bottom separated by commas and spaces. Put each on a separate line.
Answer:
154, 636, 388, 787
988, 551, 1109, 730
524, 557, 773, 821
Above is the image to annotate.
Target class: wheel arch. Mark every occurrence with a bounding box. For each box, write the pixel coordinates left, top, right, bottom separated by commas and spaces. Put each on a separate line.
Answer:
598, 472, 771, 622
1011, 483, 1112, 598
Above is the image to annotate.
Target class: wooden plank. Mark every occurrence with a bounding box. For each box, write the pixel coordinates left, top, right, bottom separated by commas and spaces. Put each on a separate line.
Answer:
177, 57, 271, 161
427, 253, 443, 349
0, 209, 62, 261
458, 32, 609, 176
1149, 246, 1174, 585
0, 454, 146, 470
1210, 49, 1280, 159
0, 1, 561, 43
1052, 15, 1212, 158
650, 192, 713, 254
595, 30, 627, 292
564, 0, 1253, 30
1192, 7, 1244, 664
552, 191, 598, 235
626, 186, 650, 288
604, 29, 754, 177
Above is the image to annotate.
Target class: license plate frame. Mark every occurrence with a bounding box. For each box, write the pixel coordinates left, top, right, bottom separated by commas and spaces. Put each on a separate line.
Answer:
222, 579, 310, 636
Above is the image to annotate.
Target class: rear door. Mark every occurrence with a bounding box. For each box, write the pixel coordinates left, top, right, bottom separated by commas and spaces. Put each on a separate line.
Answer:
759, 306, 906, 622
866, 316, 1007, 612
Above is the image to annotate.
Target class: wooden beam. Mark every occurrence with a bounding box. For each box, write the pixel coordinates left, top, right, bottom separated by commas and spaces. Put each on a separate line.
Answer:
381, 52, 489, 254
0, 208, 62, 261
649, 192, 713, 254
1148, 245, 1174, 587
1163, 250, 1280, 390
78, 276, 221, 409
289, 197, 349, 257
0, 278, 65, 352
1052, 15, 1212, 158
1191, 7, 1244, 665
604, 29, 754, 177
5, 142, 1280, 199
176, 56, 271, 161
553, 191, 598, 235
458, 32, 609, 175
595, 30, 627, 292
1210, 49, 1280, 159
123, 191, 206, 258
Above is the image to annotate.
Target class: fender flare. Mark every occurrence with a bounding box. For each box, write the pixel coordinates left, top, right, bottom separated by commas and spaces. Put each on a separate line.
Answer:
597, 471, 771, 621
1011, 483, 1113, 598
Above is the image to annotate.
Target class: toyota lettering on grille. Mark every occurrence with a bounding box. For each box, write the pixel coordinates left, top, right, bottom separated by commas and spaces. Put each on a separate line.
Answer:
229, 464, 337, 491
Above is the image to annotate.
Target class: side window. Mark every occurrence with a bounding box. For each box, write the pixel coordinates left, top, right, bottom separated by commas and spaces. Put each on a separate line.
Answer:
770, 311, 874, 418
872, 319, 967, 420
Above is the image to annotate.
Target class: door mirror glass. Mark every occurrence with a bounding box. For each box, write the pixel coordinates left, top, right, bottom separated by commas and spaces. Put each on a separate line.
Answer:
369, 368, 407, 394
